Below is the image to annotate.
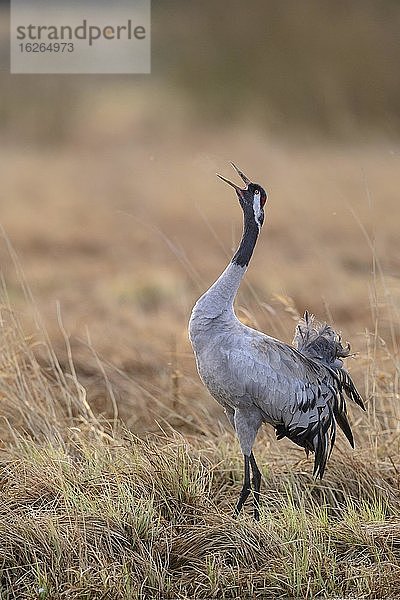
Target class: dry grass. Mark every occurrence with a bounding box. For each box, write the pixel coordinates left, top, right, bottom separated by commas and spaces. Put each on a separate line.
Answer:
0, 138, 400, 596
0, 69, 399, 598
0, 1, 399, 594
1, 127, 399, 433
0, 277, 400, 598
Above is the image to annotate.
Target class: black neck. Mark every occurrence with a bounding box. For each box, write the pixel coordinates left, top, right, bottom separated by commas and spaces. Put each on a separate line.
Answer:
232, 211, 259, 268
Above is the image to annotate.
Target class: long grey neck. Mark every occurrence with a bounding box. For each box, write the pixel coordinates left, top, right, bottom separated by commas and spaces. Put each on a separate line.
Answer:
193, 262, 246, 321
191, 211, 259, 323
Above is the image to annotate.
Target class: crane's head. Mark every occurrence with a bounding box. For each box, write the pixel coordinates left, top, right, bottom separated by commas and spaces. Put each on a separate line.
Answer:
216, 163, 267, 229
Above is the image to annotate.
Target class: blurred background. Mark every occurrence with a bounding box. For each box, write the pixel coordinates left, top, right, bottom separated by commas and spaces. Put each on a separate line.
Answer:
0, 0, 399, 433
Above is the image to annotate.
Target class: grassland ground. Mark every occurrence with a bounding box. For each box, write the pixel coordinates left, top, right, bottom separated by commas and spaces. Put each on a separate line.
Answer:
0, 125, 399, 597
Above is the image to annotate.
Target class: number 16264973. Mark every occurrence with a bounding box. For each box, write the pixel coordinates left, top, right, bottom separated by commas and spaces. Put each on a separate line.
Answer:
18, 42, 74, 53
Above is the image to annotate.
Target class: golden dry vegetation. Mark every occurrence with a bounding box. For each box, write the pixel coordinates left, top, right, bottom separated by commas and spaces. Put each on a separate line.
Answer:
1, 1, 400, 597
1, 102, 399, 433
0, 98, 400, 597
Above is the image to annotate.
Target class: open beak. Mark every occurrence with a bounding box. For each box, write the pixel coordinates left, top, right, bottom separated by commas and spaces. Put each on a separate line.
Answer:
216, 173, 244, 197
216, 162, 251, 197
230, 162, 251, 185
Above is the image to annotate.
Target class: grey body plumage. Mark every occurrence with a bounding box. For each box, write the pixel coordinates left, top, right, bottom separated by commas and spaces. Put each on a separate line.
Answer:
188, 163, 365, 520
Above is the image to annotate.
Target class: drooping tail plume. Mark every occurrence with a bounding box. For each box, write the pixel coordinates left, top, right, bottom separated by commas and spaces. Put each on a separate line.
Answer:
293, 310, 350, 368
291, 311, 365, 477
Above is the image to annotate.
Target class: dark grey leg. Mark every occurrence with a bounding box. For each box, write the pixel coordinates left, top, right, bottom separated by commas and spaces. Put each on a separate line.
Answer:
250, 452, 262, 521
235, 454, 251, 516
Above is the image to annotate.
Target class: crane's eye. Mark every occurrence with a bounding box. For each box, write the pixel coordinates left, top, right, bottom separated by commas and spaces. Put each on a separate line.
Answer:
254, 189, 260, 195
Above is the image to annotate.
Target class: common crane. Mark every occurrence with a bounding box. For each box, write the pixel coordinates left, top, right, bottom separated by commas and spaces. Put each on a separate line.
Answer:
189, 163, 365, 520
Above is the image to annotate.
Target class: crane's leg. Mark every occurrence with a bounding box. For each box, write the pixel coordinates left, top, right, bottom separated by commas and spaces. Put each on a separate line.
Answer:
225, 408, 253, 516
233, 408, 263, 519
235, 454, 251, 516
250, 452, 262, 521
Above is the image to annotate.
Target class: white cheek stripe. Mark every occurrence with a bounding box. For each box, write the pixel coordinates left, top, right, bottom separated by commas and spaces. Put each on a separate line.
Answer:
253, 191, 262, 228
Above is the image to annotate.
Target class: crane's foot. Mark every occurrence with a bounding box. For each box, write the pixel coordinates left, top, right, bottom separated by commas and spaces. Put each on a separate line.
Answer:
235, 454, 251, 516
234, 452, 262, 521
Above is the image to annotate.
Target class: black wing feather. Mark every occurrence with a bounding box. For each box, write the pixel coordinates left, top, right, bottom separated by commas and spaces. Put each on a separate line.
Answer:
273, 312, 366, 478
